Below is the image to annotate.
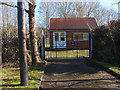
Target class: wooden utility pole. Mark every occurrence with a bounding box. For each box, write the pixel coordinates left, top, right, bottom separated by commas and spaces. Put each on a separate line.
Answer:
29, 0, 40, 66
17, 0, 28, 86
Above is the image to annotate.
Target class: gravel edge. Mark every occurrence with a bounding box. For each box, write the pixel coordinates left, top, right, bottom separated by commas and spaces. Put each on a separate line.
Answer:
37, 61, 47, 89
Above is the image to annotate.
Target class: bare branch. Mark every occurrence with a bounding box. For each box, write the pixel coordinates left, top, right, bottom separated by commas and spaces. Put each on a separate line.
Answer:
25, 0, 34, 5
0, 2, 17, 7
86, 23, 92, 31
25, 9, 29, 14
0, 2, 29, 14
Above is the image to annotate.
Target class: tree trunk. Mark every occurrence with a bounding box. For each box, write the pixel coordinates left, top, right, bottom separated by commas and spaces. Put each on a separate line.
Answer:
29, 0, 40, 66
17, 0, 28, 86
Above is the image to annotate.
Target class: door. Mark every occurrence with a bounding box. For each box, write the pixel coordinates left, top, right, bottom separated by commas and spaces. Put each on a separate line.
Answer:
53, 32, 66, 48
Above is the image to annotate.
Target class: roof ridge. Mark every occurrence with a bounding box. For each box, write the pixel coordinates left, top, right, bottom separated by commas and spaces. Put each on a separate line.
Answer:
51, 17, 95, 19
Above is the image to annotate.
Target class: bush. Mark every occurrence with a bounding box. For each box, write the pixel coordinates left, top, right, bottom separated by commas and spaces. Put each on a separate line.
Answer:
92, 21, 120, 66
2, 25, 42, 67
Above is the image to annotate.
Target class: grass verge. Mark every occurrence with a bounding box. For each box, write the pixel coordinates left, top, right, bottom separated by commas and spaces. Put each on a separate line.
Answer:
92, 60, 120, 75
2, 63, 45, 89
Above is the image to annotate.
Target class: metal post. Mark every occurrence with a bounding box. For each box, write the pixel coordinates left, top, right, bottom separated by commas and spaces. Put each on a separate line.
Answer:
41, 30, 45, 60
118, 2, 120, 20
90, 32, 92, 58
42, 36, 45, 60
56, 36, 57, 59
0, 26, 2, 89
87, 23, 93, 58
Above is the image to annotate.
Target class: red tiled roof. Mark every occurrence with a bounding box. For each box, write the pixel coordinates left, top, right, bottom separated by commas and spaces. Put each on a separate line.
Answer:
49, 17, 98, 30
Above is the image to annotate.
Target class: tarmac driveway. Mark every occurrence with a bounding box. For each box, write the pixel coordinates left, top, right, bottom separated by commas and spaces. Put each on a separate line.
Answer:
41, 58, 120, 89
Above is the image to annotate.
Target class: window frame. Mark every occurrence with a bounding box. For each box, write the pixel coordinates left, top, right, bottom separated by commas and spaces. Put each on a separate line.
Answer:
73, 32, 89, 41
54, 32, 59, 41
60, 32, 65, 41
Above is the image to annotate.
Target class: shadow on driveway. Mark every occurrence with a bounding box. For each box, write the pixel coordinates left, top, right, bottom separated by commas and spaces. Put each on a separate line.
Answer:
41, 58, 120, 88
45, 58, 100, 75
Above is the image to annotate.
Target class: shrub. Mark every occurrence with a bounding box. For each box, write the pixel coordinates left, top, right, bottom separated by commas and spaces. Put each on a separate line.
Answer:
92, 21, 120, 66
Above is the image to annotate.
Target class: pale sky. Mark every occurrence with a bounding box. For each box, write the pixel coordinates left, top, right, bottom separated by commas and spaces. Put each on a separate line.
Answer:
100, 1, 118, 12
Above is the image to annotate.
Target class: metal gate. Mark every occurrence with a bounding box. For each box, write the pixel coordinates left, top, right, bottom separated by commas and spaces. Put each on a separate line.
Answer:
41, 33, 90, 60
45, 49, 89, 59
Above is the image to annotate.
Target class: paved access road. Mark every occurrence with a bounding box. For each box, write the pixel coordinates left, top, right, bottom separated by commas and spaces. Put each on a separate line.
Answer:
41, 58, 120, 89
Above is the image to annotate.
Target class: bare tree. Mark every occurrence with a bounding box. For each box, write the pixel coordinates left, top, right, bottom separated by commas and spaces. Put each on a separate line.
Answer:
28, 0, 40, 66
1, 2, 18, 39
56, 1, 117, 25
0, 5, 2, 70
82, 2, 117, 25
38, 2, 58, 47
57, 2, 75, 18
39, 2, 58, 32
75, 2, 84, 17
2, 5, 5, 38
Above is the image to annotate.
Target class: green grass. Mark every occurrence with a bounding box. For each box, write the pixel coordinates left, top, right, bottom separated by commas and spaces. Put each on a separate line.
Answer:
2, 63, 45, 88
46, 50, 89, 58
45, 44, 50, 48
93, 60, 120, 74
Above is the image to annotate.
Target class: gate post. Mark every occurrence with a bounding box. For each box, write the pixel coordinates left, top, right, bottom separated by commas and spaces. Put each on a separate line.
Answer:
87, 23, 93, 59
41, 30, 45, 60
89, 32, 92, 58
